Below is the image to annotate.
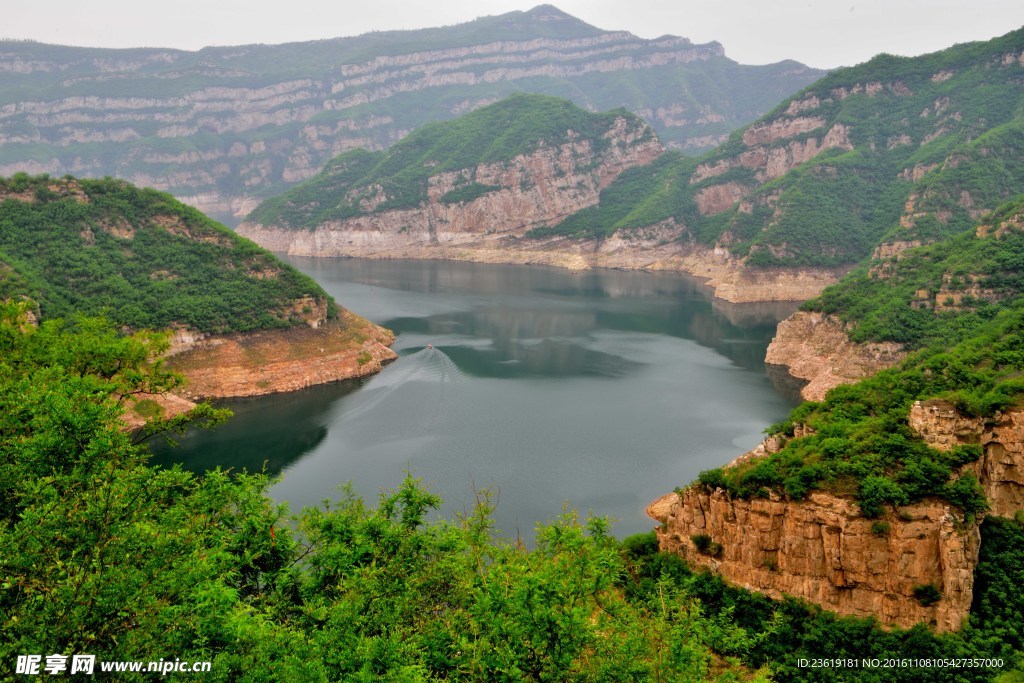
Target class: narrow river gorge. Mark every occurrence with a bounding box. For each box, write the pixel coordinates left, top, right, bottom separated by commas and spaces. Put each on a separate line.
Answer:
153, 258, 801, 538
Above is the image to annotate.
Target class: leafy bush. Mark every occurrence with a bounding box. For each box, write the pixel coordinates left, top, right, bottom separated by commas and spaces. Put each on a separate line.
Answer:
912, 584, 942, 607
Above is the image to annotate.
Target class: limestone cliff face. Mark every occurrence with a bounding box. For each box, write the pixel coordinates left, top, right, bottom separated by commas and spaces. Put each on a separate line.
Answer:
909, 400, 1024, 518
649, 402, 1024, 632
689, 116, 853, 217
764, 311, 906, 400
238, 117, 662, 252
0, 8, 823, 219
650, 487, 978, 631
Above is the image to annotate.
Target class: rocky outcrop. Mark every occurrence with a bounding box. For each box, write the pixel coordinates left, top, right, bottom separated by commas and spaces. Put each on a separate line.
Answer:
165, 309, 396, 400
649, 400, 1024, 632
688, 117, 853, 217
765, 311, 907, 400
649, 486, 979, 632
909, 400, 1024, 518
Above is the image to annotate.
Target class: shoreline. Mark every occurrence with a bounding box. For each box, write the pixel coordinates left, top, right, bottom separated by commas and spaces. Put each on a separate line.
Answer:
124, 310, 396, 428
237, 222, 848, 305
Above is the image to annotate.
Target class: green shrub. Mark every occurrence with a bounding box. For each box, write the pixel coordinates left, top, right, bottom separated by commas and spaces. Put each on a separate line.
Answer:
912, 583, 942, 606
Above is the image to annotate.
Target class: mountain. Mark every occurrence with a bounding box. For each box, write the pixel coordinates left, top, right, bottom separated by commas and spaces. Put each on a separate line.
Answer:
236, 94, 663, 255
0, 173, 395, 420
531, 26, 1024, 298
239, 28, 1024, 305
641, 28, 1024, 634
0, 5, 823, 221
652, 194, 1024, 632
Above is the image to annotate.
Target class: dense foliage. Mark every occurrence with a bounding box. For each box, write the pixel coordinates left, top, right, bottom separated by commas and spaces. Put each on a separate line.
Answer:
247, 94, 651, 228
0, 174, 333, 334
810, 196, 1024, 347
536, 27, 1024, 268
697, 297, 1024, 517
696, 196, 1024, 519
1, 303, 1021, 680
0, 304, 761, 681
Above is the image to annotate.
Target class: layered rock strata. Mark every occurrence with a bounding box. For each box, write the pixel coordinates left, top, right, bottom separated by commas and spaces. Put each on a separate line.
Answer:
649, 487, 978, 631
649, 404, 1024, 632
764, 311, 906, 400
165, 309, 396, 401
0, 6, 823, 218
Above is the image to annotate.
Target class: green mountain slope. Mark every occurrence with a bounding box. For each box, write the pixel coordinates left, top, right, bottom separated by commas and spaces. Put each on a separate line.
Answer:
812, 195, 1024, 347
546, 27, 1024, 268
0, 173, 333, 334
701, 195, 1024, 521
0, 5, 823, 220
245, 93, 656, 228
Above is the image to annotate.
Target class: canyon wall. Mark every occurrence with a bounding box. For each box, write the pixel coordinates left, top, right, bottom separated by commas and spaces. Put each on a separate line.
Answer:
649, 402, 1024, 631
237, 115, 662, 250
0, 7, 823, 218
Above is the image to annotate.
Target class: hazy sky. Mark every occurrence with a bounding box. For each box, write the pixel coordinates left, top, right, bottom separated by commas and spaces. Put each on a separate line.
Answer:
6, 1, 1024, 69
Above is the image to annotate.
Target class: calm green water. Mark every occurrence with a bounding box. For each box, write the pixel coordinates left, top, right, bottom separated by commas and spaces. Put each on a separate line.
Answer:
152, 258, 800, 538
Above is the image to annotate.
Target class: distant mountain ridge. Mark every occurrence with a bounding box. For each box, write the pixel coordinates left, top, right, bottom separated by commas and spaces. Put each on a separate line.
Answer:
0, 5, 823, 221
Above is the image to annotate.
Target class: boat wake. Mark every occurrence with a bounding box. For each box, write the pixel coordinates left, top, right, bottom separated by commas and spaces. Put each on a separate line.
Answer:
337, 346, 465, 423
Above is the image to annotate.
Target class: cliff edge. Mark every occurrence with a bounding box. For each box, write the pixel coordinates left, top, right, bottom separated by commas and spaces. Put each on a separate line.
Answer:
649, 401, 1024, 631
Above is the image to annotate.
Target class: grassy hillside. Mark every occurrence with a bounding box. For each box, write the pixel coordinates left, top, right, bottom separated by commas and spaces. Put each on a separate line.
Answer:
0, 173, 333, 334
536, 27, 1024, 266
246, 94, 654, 228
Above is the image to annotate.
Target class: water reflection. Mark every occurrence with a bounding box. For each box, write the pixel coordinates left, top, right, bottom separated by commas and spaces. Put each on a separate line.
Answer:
155, 258, 800, 537
149, 378, 364, 476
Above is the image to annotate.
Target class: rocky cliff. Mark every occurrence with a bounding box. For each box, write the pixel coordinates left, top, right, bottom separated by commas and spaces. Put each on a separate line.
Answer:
0, 6, 823, 220
649, 401, 1024, 631
164, 308, 396, 401
764, 311, 907, 400
240, 110, 662, 250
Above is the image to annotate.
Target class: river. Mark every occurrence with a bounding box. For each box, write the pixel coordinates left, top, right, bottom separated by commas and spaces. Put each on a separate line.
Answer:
152, 258, 801, 539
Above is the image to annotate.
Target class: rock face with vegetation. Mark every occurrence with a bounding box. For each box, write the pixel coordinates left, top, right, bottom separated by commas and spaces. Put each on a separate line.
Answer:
0, 5, 823, 221
535, 26, 1024, 302
772, 194, 1024, 397
237, 94, 664, 255
650, 396, 1024, 632
0, 174, 394, 417
649, 487, 980, 632
765, 311, 907, 400
651, 192, 1024, 632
